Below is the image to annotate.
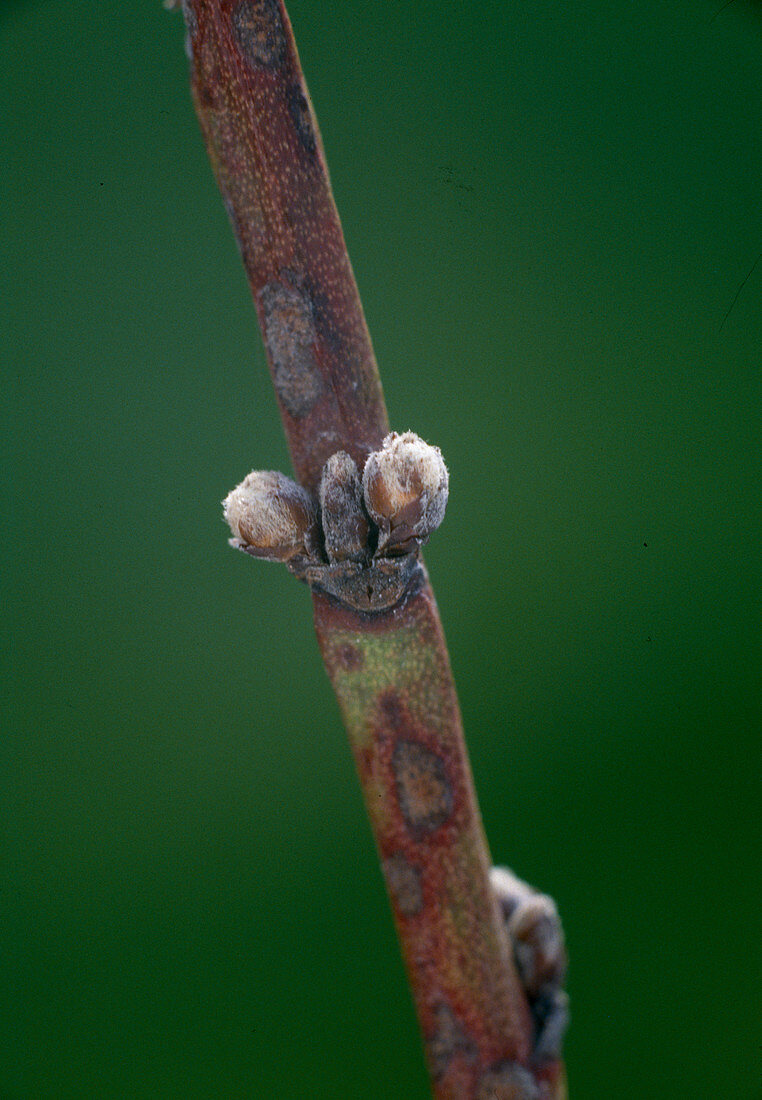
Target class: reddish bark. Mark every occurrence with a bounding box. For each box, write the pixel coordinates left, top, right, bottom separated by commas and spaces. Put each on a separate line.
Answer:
314, 575, 543, 1097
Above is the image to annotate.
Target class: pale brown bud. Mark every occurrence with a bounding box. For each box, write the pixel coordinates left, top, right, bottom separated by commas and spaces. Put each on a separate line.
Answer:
362, 432, 449, 554
319, 452, 369, 563
223, 470, 319, 562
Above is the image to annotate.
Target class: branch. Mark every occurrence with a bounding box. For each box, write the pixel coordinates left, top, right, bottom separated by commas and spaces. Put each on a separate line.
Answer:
184, 0, 387, 491
177, 2, 568, 1096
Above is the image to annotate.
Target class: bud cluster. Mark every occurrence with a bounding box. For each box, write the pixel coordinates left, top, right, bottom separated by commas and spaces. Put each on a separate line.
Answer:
223, 432, 448, 599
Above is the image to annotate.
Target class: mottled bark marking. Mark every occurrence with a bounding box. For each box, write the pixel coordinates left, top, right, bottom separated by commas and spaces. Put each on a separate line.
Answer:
286, 83, 318, 157
232, 0, 286, 69
425, 1003, 478, 1081
392, 738, 454, 839
382, 852, 423, 917
260, 280, 323, 417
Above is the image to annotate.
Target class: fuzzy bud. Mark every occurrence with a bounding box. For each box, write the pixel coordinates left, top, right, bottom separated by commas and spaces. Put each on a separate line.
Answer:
491, 867, 567, 997
319, 452, 369, 563
223, 470, 319, 561
362, 431, 448, 554
490, 865, 569, 1064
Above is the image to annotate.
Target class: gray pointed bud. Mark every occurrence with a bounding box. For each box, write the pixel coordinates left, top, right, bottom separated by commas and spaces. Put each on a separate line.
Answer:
491, 866, 567, 998
223, 470, 319, 562
319, 452, 370, 563
362, 432, 448, 554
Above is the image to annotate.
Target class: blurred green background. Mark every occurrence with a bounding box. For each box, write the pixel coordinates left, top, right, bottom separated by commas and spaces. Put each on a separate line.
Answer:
3, 1, 761, 1096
